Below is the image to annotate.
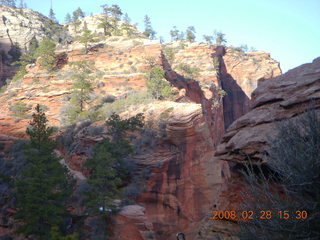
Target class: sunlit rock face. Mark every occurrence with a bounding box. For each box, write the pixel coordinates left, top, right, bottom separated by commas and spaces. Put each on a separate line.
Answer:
0, 10, 282, 238
196, 57, 320, 240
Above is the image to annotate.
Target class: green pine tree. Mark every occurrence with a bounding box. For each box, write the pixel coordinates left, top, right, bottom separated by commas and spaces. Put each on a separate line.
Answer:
98, 4, 113, 36
66, 61, 95, 122
84, 113, 144, 237
35, 38, 56, 70
170, 26, 181, 41
143, 15, 156, 39
214, 30, 227, 46
79, 22, 94, 53
186, 26, 196, 42
15, 104, 73, 239
49, 8, 57, 22
64, 13, 71, 23
146, 65, 172, 100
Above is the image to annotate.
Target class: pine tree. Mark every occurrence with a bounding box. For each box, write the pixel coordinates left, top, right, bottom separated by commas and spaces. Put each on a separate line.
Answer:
66, 61, 94, 122
72, 7, 84, 32
170, 26, 181, 41
64, 13, 71, 23
98, 4, 113, 36
84, 113, 144, 237
49, 8, 57, 22
79, 22, 94, 53
109, 4, 122, 35
35, 38, 56, 70
143, 15, 156, 39
203, 35, 214, 44
214, 30, 227, 46
122, 13, 135, 37
18, 0, 24, 8
123, 13, 131, 23
186, 26, 196, 42
15, 104, 73, 238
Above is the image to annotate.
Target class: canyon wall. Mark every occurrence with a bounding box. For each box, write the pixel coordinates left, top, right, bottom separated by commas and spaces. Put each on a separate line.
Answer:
0, 8, 282, 238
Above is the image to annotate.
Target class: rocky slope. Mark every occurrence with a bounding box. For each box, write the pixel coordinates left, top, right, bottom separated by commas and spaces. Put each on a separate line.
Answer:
216, 57, 320, 164
196, 57, 320, 239
0, 5, 64, 56
0, 8, 282, 238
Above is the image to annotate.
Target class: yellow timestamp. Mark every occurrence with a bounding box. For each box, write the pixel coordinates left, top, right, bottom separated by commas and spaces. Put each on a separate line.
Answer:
210, 210, 308, 220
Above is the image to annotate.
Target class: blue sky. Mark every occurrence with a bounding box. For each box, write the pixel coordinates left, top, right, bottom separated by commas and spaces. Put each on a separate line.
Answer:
23, 0, 320, 73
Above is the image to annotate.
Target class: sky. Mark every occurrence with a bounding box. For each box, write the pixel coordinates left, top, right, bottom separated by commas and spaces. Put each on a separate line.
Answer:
22, 0, 320, 73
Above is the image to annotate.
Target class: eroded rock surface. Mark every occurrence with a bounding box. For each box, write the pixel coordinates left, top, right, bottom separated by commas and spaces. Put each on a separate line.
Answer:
216, 57, 320, 164
196, 57, 320, 240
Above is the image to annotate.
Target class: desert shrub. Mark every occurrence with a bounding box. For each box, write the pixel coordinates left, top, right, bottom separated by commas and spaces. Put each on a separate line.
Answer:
238, 108, 320, 239
176, 63, 200, 79
12, 65, 27, 82
162, 46, 177, 65
87, 126, 104, 136
101, 94, 116, 103
134, 127, 158, 153
100, 91, 152, 118
9, 102, 31, 119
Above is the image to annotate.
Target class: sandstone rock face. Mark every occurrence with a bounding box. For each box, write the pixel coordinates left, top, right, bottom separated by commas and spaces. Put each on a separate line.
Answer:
0, 38, 161, 137
220, 47, 281, 129
0, 5, 63, 56
0, 32, 281, 239
195, 57, 320, 239
216, 57, 320, 164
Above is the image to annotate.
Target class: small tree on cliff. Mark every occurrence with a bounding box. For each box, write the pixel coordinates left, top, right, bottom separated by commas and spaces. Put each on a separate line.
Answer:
213, 30, 226, 46
143, 15, 156, 39
146, 65, 172, 100
64, 13, 71, 23
79, 22, 94, 53
49, 7, 57, 22
35, 38, 56, 70
170, 26, 184, 41
15, 104, 73, 238
186, 26, 196, 42
98, 4, 113, 36
66, 60, 94, 122
238, 108, 320, 239
84, 113, 144, 237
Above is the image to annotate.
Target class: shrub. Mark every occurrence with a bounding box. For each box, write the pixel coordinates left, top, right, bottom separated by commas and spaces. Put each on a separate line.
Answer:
9, 102, 31, 119
87, 126, 104, 136
100, 91, 152, 118
162, 46, 177, 65
12, 65, 27, 82
238, 109, 320, 239
146, 65, 172, 100
176, 63, 200, 79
